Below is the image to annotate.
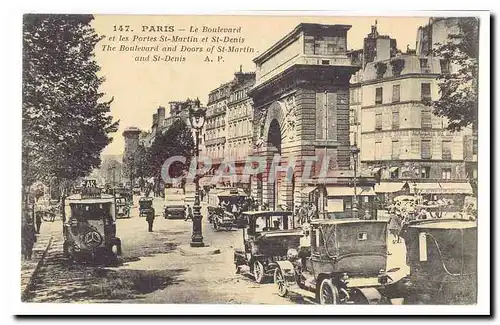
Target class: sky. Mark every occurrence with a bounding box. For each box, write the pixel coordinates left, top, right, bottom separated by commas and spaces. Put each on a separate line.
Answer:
92, 15, 431, 156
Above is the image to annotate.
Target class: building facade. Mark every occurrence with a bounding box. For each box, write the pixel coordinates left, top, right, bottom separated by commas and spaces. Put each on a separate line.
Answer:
204, 82, 231, 173
359, 18, 474, 202
248, 23, 377, 218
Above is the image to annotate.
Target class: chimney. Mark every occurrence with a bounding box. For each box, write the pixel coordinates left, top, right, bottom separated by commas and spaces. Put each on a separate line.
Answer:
157, 106, 166, 128
375, 37, 391, 62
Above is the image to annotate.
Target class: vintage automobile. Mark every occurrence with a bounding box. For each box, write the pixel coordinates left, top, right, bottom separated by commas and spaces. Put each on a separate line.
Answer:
115, 196, 131, 219
273, 219, 402, 304
208, 188, 249, 228
163, 187, 186, 219
63, 189, 122, 263
139, 197, 155, 218
234, 211, 302, 283
400, 218, 477, 304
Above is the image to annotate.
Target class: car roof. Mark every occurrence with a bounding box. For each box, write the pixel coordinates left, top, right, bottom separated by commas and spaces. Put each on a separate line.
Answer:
66, 194, 114, 204
408, 219, 476, 229
310, 218, 387, 225
242, 211, 293, 217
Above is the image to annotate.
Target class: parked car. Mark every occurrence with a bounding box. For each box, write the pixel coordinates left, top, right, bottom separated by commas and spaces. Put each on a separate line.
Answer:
273, 219, 402, 304
63, 190, 122, 264
234, 211, 302, 283
400, 218, 477, 304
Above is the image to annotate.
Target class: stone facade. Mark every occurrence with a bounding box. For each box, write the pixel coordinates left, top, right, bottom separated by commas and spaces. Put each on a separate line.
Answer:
358, 18, 476, 184
248, 23, 365, 212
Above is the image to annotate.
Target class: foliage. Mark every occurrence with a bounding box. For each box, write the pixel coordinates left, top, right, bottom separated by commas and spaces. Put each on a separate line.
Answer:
431, 17, 479, 132
148, 119, 195, 181
22, 14, 119, 204
375, 62, 387, 79
390, 58, 405, 76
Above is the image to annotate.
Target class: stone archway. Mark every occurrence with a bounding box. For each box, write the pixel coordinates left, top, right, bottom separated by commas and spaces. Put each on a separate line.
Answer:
267, 119, 281, 209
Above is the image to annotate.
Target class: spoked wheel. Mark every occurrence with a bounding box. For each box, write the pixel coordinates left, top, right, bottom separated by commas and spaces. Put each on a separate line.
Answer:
225, 224, 232, 231
253, 260, 265, 283
319, 278, 340, 305
274, 267, 288, 297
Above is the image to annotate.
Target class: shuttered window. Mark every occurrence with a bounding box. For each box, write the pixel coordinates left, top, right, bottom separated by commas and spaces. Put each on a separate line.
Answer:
442, 141, 452, 160
375, 141, 382, 160
375, 87, 383, 104
421, 140, 432, 159
392, 140, 400, 159
421, 83, 432, 102
375, 113, 382, 130
392, 110, 399, 129
392, 84, 400, 103
421, 109, 432, 129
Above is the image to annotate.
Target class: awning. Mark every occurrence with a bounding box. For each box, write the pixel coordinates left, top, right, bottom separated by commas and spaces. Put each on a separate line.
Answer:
301, 186, 317, 195
439, 182, 473, 194
199, 176, 212, 186
410, 183, 442, 194
371, 167, 382, 173
389, 166, 399, 172
375, 182, 406, 193
326, 186, 376, 197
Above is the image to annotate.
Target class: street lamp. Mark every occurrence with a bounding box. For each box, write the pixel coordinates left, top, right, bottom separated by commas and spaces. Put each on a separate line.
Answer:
351, 143, 361, 219
188, 99, 207, 247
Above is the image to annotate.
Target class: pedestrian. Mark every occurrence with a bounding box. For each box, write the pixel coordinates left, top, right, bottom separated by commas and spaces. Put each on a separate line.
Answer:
388, 213, 402, 243
35, 211, 42, 234
146, 208, 155, 232
185, 204, 193, 221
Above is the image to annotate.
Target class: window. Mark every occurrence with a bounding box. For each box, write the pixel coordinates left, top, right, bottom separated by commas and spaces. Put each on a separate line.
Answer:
420, 58, 430, 72
375, 87, 383, 104
349, 109, 356, 125
440, 59, 450, 74
421, 109, 432, 129
442, 140, 452, 160
473, 138, 478, 155
321, 60, 330, 65
392, 110, 399, 129
304, 35, 345, 55
392, 85, 400, 103
421, 140, 432, 159
304, 36, 315, 54
442, 168, 452, 180
375, 141, 382, 160
392, 140, 400, 159
421, 166, 431, 179
375, 113, 383, 131
421, 83, 432, 102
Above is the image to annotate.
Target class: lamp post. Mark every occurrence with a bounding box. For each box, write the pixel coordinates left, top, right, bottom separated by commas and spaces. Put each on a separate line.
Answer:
188, 99, 207, 247
351, 143, 360, 219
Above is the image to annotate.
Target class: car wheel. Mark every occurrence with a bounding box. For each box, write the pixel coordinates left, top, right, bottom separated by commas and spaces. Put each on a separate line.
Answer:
253, 260, 265, 284
319, 278, 339, 305
274, 267, 288, 297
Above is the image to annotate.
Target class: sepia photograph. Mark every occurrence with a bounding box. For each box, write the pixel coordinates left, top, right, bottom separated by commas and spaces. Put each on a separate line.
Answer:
15, 10, 490, 315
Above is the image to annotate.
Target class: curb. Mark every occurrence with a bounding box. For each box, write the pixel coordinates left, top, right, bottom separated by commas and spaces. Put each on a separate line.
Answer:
21, 235, 53, 301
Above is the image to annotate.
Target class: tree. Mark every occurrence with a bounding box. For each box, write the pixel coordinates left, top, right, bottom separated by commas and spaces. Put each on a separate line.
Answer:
431, 17, 479, 132
22, 14, 119, 215
148, 119, 194, 191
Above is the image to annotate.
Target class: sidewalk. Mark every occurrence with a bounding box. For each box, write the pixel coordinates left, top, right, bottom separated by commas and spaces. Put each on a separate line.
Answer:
20, 231, 53, 301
